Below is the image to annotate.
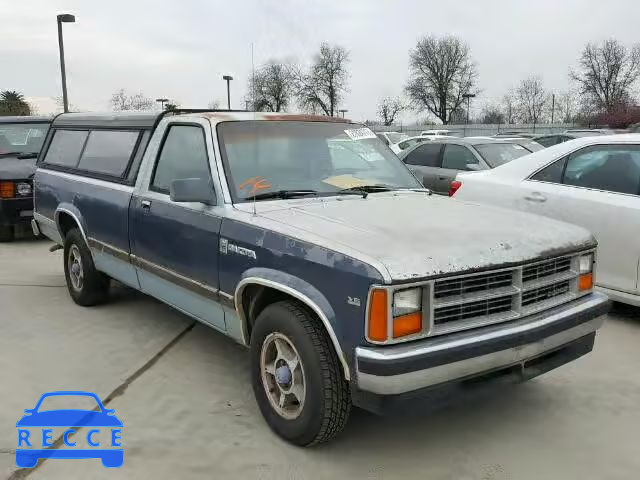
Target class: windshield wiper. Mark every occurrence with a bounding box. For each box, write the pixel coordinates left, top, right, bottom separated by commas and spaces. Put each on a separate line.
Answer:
335, 184, 396, 198
0, 151, 38, 159
244, 189, 319, 201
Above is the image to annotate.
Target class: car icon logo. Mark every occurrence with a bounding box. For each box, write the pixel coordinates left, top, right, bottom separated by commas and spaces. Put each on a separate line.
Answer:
16, 391, 123, 468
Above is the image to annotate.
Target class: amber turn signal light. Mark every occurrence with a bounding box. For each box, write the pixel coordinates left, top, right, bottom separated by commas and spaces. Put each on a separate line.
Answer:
392, 312, 422, 338
578, 273, 593, 291
367, 289, 388, 342
0, 181, 15, 199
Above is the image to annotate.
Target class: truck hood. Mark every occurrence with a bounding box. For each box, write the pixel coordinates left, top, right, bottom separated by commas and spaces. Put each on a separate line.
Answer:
244, 193, 595, 282
0, 156, 36, 180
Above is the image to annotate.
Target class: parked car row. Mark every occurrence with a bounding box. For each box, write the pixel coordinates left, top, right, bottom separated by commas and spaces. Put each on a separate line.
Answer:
30, 110, 608, 446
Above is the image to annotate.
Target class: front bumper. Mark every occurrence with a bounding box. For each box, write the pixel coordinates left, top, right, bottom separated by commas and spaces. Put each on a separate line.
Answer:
355, 292, 609, 397
0, 197, 34, 226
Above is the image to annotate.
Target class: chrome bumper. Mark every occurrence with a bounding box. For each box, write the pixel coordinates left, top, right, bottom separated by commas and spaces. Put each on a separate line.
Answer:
355, 292, 609, 395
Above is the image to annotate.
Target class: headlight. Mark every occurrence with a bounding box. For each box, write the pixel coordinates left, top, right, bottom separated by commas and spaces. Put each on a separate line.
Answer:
392, 288, 422, 316
579, 253, 593, 274
368, 287, 424, 343
16, 182, 32, 196
578, 253, 594, 291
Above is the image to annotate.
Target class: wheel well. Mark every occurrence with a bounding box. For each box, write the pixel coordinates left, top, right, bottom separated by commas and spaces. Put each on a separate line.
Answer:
57, 212, 77, 239
242, 285, 291, 338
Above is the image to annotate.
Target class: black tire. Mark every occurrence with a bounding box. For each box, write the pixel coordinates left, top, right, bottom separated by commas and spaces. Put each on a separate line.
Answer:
0, 225, 14, 242
63, 228, 110, 306
250, 300, 351, 446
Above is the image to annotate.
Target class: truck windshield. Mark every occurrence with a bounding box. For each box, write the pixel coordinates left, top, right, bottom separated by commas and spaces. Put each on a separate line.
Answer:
217, 121, 422, 202
0, 123, 49, 156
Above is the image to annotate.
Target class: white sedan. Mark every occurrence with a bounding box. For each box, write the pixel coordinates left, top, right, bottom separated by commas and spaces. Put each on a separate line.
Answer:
452, 134, 640, 306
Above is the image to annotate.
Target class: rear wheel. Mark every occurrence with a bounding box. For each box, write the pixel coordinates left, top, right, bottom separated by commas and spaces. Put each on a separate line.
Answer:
0, 225, 14, 242
250, 300, 351, 446
63, 228, 110, 306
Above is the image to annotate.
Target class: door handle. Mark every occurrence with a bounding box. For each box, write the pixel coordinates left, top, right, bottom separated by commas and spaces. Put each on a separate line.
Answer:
438, 176, 448, 180
141, 200, 152, 210
524, 192, 547, 203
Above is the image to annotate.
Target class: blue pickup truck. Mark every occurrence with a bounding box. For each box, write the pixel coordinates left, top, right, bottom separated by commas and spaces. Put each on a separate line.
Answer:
0, 116, 50, 241
33, 110, 609, 445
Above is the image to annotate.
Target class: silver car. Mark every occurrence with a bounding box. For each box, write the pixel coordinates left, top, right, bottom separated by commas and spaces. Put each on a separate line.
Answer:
398, 137, 533, 195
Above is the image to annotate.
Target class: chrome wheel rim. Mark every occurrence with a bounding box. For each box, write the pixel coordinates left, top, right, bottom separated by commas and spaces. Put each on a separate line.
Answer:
68, 245, 84, 291
260, 332, 306, 420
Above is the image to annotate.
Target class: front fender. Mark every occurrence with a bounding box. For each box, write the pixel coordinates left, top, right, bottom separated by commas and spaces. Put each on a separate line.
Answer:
234, 267, 350, 380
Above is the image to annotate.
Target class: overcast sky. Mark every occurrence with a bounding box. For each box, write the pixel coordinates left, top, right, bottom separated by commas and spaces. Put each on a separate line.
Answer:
2, 0, 639, 122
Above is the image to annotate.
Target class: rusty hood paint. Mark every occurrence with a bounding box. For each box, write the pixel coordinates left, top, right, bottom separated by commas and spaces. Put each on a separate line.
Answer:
236, 193, 596, 282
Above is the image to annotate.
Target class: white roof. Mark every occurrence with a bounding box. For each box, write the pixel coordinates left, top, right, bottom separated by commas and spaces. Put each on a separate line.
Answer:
477, 134, 640, 180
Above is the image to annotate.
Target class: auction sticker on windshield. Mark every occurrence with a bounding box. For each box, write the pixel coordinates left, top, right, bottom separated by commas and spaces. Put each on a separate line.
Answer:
343, 127, 377, 141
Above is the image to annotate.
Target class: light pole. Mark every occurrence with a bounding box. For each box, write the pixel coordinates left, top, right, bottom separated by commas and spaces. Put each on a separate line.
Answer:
156, 98, 169, 110
57, 14, 76, 113
222, 75, 233, 110
339, 109, 348, 118
462, 93, 476, 125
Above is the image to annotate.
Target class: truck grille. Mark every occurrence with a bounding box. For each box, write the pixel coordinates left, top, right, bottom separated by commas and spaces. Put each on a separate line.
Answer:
434, 271, 513, 298
430, 253, 585, 336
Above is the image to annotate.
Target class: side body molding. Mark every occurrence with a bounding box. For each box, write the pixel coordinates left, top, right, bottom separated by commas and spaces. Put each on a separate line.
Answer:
234, 268, 350, 381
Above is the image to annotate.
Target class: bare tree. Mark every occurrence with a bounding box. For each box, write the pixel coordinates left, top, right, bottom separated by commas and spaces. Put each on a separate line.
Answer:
480, 104, 505, 124
207, 99, 221, 109
405, 35, 478, 125
502, 90, 517, 124
377, 96, 405, 126
294, 43, 350, 116
515, 76, 549, 124
570, 39, 640, 113
557, 91, 578, 123
248, 62, 295, 112
110, 89, 154, 111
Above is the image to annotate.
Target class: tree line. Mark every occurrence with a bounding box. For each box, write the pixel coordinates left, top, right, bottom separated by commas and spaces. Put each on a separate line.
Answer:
4, 36, 639, 128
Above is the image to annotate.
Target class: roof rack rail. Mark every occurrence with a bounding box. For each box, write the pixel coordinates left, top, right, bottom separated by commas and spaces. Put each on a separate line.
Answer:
149, 108, 249, 132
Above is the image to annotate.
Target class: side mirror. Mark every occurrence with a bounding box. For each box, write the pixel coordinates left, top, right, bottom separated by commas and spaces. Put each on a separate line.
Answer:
169, 178, 216, 205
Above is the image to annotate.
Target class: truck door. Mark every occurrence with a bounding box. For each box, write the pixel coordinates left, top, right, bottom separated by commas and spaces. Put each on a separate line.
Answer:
130, 121, 225, 331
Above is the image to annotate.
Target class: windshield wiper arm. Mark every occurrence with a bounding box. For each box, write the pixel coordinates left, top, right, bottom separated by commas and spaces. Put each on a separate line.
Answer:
335, 184, 396, 198
244, 189, 319, 201
17, 152, 38, 159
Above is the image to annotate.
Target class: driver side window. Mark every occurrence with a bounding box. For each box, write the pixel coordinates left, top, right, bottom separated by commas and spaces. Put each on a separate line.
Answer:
151, 125, 212, 194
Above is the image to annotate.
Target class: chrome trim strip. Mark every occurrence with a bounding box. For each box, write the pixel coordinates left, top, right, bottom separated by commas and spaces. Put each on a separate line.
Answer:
356, 294, 608, 395
38, 168, 135, 192
234, 277, 350, 381
87, 237, 130, 263
130, 254, 219, 301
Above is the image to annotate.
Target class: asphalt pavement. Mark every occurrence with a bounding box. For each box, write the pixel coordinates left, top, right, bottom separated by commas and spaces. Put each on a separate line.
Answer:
1, 239, 639, 480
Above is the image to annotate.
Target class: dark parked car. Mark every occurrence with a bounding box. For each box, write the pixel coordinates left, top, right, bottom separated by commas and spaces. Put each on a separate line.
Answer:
0, 116, 50, 241
398, 137, 533, 194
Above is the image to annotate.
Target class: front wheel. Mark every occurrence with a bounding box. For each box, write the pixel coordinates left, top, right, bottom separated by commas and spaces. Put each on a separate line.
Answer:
250, 300, 351, 446
63, 228, 110, 306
